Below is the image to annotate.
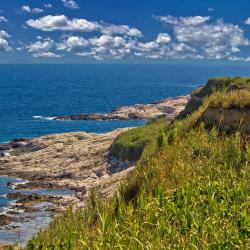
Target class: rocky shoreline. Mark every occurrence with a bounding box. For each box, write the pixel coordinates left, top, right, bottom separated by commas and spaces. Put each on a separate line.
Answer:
54, 95, 190, 121
0, 128, 135, 245
0, 128, 135, 198
0, 95, 190, 246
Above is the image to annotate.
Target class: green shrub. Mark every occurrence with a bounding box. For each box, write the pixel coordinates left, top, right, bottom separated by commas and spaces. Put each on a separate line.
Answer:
195, 77, 250, 98
109, 118, 170, 161
208, 89, 250, 110
180, 77, 250, 117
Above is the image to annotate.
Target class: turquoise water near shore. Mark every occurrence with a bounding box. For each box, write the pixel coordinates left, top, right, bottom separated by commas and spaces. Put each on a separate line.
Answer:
1, 63, 250, 143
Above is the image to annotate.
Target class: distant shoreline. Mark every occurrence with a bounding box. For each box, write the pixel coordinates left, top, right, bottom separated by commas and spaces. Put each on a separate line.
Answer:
53, 95, 190, 121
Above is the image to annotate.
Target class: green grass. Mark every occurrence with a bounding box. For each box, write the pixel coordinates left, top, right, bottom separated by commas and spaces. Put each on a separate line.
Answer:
24, 124, 250, 250
109, 118, 171, 161
20, 77, 250, 250
180, 77, 250, 117
208, 89, 250, 110
195, 77, 250, 98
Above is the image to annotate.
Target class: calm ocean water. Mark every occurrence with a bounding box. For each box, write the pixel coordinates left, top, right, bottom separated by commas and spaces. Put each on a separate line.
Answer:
0, 63, 250, 143
0, 63, 250, 243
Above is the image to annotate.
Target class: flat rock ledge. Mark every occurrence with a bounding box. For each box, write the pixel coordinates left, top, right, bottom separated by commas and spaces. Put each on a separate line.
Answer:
0, 128, 135, 210
54, 95, 190, 121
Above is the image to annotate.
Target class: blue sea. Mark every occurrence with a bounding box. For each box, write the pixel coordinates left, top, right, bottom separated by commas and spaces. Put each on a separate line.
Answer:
0, 63, 250, 244
1, 63, 250, 142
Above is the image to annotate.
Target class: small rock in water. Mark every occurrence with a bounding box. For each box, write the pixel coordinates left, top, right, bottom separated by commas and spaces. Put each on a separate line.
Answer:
0, 214, 12, 226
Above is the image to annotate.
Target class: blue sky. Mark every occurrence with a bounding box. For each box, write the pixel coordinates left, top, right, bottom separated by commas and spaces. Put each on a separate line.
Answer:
1, 0, 250, 63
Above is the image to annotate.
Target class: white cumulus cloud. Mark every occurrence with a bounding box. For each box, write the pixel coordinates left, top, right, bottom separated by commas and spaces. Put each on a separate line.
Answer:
99, 23, 142, 37
33, 51, 63, 58
26, 15, 143, 38
26, 38, 54, 53
26, 15, 98, 32
245, 17, 250, 25
22, 5, 44, 14
62, 0, 79, 9
156, 33, 171, 44
0, 16, 8, 22
20, 14, 250, 61
57, 36, 89, 52
0, 30, 12, 51
154, 15, 249, 60
154, 15, 210, 26
26, 37, 63, 58
44, 3, 53, 8
56, 34, 136, 60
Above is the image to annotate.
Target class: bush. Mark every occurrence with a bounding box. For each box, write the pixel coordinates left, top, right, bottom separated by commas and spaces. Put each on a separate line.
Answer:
208, 89, 250, 110
195, 77, 250, 98
180, 77, 250, 117
109, 118, 170, 161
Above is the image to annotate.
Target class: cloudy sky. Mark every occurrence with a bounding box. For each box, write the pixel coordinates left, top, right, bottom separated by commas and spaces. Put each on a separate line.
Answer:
1, 0, 250, 63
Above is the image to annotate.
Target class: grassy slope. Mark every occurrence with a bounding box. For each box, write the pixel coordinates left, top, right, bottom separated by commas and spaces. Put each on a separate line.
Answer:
179, 77, 250, 118
195, 77, 250, 98
209, 89, 250, 109
109, 118, 171, 161
23, 78, 250, 250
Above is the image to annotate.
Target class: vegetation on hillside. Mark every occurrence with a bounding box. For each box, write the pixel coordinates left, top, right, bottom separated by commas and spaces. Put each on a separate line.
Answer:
194, 77, 250, 98
209, 89, 250, 110
109, 118, 170, 161
179, 77, 250, 118
22, 77, 250, 249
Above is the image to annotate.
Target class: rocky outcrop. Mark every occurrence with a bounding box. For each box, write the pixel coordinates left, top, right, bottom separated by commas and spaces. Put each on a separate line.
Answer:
0, 139, 29, 151
0, 139, 45, 154
0, 128, 135, 208
0, 215, 11, 226
199, 108, 250, 134
54, 96, 190, 121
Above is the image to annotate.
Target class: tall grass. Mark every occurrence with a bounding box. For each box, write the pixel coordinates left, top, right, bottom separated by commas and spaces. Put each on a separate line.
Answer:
23, 123, 250, 249
21, 77, 250, 249
209, 89, 250, 109
180, 77, 250, 117
195, 77, 250, 98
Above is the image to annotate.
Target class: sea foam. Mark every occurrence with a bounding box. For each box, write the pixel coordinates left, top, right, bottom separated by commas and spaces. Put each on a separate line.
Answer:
33, 116, 57, 121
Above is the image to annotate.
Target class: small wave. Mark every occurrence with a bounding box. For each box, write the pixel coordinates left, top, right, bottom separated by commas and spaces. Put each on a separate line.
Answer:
0, 204, 12, 215
16, 180, 29, 185
11, 180, 29, 188
33, 116, 57, 121
8, 179, 30, 189
187, 84, 200, 88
